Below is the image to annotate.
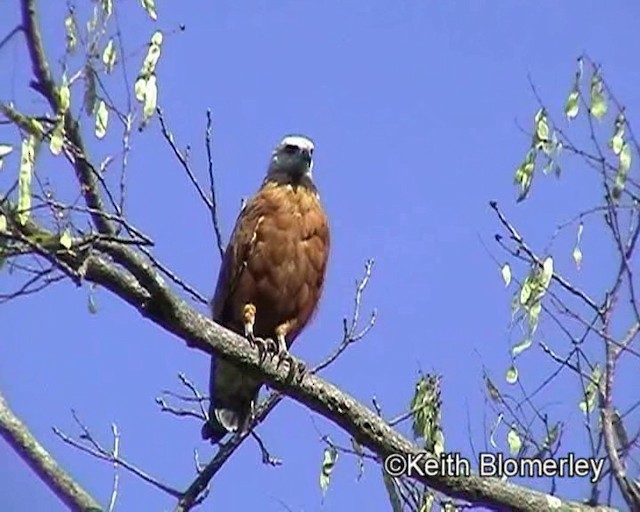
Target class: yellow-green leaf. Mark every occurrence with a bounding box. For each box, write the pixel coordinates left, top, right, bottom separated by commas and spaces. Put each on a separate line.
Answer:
610, 113, 625, 155
484, 375, 501, 402
613, 142, 632, 199
142, 74, 158, 124
320, 445, 338, 497
419, 493, 435, 512
572, 246, 583, 270
49, 121, 64, 156
519, 278, 532, 306
507, 426, 522, 455
535, 108, 549, 143
134, 77, 147, 102
140, 0, 158, 20
501, 263, 511, 287
0, 143, 12, 170
59, 229, 72, 249
64, 14, 78, 52
511, 338, 532, 358
0, 144, 12, 158
88, 288, 99, 314
101, 0, 113, 17
590, 73, 607, 120
565, 88, 579, 120
0, 215, 6, 232
514, 148, 536, 202
95, 101, 109, 139
102, 39, 117, 74
18, 135, 36, 225
528, 300, 541, 334
541, 256, 553, 289
58, 78, 71, 115
137, 31, 163, 85
489, 413, 503, 449
506, 365, 518, 384
579, 365, 602, 415
619, 141, 632, 174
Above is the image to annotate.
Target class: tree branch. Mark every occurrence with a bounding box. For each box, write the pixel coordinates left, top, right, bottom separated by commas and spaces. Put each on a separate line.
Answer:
0, 390, 102, 511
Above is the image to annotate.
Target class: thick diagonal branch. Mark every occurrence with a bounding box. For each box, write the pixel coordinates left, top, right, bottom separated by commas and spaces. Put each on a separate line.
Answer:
0, 390, 101, 511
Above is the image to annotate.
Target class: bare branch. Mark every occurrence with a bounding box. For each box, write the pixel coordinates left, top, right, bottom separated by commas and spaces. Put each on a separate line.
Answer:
0, 390, 102, 511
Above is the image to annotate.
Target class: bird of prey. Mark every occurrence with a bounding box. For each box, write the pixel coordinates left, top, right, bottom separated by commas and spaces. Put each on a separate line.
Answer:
201, 134, 330, 443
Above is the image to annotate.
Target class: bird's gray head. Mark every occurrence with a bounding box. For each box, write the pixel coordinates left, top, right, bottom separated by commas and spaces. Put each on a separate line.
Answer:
267, 135, 315, 183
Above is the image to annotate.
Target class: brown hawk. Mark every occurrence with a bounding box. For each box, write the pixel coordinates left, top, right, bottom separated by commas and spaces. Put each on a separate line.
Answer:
201, 134, 330, 442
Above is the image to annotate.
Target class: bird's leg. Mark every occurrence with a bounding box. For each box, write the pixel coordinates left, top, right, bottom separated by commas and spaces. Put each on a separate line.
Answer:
242, 303, 257, 342
243, 303, 274, 362
274, 323, 306, 382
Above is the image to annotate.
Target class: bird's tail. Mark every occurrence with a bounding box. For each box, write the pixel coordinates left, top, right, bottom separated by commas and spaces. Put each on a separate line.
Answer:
201, 356, 260, 443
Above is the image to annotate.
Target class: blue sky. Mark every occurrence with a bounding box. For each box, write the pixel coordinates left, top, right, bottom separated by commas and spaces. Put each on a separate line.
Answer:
1, 1, 640, 510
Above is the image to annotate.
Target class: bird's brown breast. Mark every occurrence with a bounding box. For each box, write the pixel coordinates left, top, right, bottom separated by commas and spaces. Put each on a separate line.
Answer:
212, 180, 330, 346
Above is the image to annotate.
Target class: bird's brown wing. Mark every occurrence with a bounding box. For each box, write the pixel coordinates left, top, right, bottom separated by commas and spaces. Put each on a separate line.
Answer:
203, 181, 330, 442
212, 181, 330, 344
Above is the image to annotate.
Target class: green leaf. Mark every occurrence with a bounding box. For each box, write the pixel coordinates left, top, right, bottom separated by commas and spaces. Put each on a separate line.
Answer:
59, 229, 72, 249
0, 215, 6, 232
95, 101, 109, 139
507, 426, 522, 455
49, 120, 64, 156
143, 74, 158, 123
572, 246, 583, 270
409, 374, 443, 453
88, 290, 99, 314
101, 0, 113, 17
511, 338, 532, 358
484, 374, 501, 402
102, 39, 117, 74
140, 0, 158, 20
506, 365, 518, 384
134, 77, 147, 103
489, 413, 503, 449
139, 31, 163, 80
500, 263, 511, 287
579, 365, 602, 415
564, 88, 580, 120
534, 108, 549, 144
0, 144, 12, 158
58, 76, 71, 115
419, 493, 435, 512
613, 142, 632, 199
320, 445, 338, 497
87, 3, 99, 33
609, 112, 625, 155
0, 143, 12, 170
541, 256, 553, 289
514, 148, 536, 202
519, 278, 532, 306
64, 14, 78, 53
18, 135, 36, 225
590, 72, 607, 120
528, 300, 542, 335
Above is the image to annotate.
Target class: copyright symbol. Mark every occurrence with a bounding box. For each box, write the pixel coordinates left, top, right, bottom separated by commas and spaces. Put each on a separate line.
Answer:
384, 454, 406, 477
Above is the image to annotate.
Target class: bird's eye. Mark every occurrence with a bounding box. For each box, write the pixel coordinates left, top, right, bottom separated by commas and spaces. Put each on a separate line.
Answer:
283, 144, 298, 154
